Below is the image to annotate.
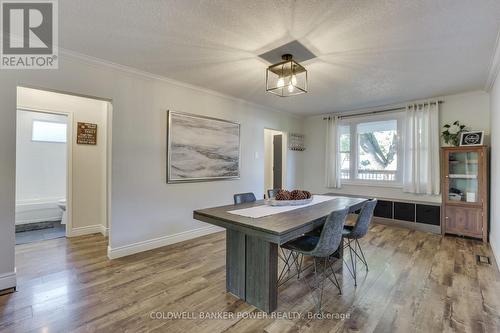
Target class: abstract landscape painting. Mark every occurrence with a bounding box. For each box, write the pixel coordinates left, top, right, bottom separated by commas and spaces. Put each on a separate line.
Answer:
167, 111, 240, 183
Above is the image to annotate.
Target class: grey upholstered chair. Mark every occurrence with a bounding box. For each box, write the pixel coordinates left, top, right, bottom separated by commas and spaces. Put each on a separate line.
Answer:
233, 192, 256, 205
342, 199, 377, 286
280, 207, 349, 313
233, 191, 291, 272
267, 189, 281, 199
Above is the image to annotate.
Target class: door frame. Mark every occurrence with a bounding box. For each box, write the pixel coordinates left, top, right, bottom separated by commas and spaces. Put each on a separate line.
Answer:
264, 128, 287, 193
16, 107, 74, 237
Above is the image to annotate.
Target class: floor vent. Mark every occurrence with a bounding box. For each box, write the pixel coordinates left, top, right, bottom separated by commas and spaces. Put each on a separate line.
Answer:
476, 255, 491, 265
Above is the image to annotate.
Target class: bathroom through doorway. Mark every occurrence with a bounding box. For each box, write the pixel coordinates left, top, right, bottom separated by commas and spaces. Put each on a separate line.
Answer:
15, 109, 69, 244
15, 87, 111, 244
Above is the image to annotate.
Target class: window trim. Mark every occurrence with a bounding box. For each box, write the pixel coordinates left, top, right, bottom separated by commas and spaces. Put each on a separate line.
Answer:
338, 111, 405, 187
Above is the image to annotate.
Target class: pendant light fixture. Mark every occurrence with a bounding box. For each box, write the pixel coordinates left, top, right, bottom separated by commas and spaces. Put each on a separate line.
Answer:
266, 54, 307, 97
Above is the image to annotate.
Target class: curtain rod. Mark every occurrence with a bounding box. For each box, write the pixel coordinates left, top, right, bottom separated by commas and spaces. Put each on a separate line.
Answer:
322, 100, 444, 120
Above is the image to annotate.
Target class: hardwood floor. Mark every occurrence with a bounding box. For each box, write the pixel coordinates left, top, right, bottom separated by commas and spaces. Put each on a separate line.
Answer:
1, 224, 499, 332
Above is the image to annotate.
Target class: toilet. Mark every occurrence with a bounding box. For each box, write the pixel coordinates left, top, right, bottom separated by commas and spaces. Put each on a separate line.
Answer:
57, 199, 67, 225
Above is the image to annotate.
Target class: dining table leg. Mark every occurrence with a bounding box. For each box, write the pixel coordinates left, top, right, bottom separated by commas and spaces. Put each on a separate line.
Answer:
245, 235, 278, 313
225, 229, 278, 313
226, 229, 246, 299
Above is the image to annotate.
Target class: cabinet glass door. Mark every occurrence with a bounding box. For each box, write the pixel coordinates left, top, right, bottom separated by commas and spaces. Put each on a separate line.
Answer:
446, 151, 480, 204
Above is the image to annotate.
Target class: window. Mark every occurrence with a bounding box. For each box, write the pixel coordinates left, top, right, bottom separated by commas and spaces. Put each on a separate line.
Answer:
339, 125, 351, 180
32, 120, 67, 143
339, 113, 404, 184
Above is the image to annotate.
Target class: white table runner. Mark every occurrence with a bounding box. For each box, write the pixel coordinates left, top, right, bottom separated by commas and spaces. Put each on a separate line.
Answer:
227, 195, 338, 219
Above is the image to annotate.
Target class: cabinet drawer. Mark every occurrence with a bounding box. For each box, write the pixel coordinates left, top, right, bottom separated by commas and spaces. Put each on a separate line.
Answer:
374, 200, 393, 219
444, 206, 482, 237
394, 202, 415, 222
416, 204, 441, 226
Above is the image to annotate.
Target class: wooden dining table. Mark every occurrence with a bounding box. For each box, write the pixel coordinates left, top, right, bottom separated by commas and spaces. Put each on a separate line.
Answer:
193, 194, 367, 313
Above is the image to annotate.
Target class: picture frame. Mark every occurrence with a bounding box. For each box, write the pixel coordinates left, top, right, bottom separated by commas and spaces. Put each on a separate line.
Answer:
459, 131, 484, 146
167, 110, 241, 183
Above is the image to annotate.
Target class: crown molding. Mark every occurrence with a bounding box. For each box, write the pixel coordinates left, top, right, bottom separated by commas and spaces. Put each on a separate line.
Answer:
485, 29, 500, 91
58, 48, 302, 119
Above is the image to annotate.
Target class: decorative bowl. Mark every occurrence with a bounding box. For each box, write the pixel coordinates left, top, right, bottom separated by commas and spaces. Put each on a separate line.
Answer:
266, 196, 314, 206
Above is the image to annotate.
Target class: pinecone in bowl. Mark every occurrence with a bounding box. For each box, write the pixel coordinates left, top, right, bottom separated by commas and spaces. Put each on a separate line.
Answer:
275, 190, 291, 201
302, 190, 312, 199
290, 190, 307, 200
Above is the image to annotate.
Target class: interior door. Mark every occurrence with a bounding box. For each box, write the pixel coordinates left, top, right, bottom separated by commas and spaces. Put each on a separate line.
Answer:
273, 134, 282, 189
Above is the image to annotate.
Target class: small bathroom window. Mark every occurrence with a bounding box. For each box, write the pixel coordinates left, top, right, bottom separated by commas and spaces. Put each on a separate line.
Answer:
32, 120, 67, 143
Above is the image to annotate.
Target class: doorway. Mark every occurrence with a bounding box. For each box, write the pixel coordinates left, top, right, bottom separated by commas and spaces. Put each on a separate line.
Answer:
264, 129, 287, 196
15, 109, 70, 244
15, 86, 111, 245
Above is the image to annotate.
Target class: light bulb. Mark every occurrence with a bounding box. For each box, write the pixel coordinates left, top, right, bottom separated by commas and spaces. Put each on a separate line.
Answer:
277, 77, 284, 88
291, 75, 297, 85
288, 83, 294, 93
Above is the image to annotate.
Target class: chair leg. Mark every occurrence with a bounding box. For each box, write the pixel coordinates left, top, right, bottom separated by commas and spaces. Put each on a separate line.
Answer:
355, 238, 369, 271
326, 256, 342, 295
348, 239, 357, 286
304, 257, 327, 313
277, 250, 294, 285
344, 237, 369, 287
296, 253, 304, 279
280, 247, 292, 271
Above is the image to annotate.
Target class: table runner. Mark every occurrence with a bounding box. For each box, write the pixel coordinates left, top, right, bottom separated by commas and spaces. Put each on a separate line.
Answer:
227, 195, 338, 218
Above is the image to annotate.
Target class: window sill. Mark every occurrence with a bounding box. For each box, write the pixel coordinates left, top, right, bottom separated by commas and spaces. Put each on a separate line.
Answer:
340, 180, 403, 189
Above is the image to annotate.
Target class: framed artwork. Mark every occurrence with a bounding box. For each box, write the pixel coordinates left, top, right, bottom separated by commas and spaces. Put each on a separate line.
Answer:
167, 111, 241, 183
459, 131, 484, 146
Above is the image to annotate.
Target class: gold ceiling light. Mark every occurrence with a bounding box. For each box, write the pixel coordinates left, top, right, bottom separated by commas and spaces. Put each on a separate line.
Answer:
266, 54, 307, 97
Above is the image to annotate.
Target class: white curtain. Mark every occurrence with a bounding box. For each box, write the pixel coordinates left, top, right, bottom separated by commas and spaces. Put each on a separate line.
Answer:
325, 115, 341, 188
403, 102, 440, 195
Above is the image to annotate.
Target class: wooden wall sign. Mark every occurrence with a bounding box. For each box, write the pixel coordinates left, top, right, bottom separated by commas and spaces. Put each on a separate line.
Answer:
77, 122, 98, 145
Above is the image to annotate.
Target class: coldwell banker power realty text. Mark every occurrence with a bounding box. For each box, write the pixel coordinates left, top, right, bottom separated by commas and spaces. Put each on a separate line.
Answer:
1, 0, 58, 69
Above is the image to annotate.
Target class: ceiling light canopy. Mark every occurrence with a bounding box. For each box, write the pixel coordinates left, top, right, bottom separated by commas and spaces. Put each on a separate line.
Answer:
266, 54, 307, 97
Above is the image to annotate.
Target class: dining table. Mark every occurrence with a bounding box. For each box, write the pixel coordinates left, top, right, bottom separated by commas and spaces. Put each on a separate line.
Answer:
193, 193, 367, 313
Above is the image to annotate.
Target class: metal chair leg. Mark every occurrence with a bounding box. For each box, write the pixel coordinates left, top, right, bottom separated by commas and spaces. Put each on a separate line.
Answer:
277, 250, 294, 285
296, 253, 304, 279
280, 247, 292, 271
303, 257, 327, 313
348, 239, 357, 286
355, 238, 369, 271
326, 257, 342, 295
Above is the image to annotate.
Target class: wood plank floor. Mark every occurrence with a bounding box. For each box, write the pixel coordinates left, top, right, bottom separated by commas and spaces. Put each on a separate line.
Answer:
1, 224, 500, 332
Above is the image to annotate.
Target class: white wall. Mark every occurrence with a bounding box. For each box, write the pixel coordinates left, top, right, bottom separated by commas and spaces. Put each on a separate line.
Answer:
15, 110, 67, 225
440, 90, 491, 145
17, 87, 109, 236
302, 90, 491, 203
490, 75, 500, 268
0, 52, 304, 286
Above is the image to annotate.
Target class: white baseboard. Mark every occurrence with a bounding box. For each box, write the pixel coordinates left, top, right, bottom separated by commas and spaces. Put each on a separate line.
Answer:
107, 225, 223, 259
100, 225, 109, 237
490, 240, 500, 271
69, 224, 108, 237
0, 270, 17, 291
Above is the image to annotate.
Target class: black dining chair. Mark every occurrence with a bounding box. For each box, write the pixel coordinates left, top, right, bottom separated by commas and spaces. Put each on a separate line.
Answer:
267, 189, 281, 199
233, 192, 256, 205
342, 199, 377, 286
280, 207, 349, 313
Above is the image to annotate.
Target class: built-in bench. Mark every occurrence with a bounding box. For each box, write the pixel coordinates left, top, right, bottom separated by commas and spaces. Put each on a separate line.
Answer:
326, 193, 441, 234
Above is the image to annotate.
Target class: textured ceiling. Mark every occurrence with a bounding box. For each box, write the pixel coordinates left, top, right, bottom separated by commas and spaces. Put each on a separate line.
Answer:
59, 0, 500, 115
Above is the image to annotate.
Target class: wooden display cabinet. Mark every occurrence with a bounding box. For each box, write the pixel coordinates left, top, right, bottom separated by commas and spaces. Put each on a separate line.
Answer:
441, 146, 488, 242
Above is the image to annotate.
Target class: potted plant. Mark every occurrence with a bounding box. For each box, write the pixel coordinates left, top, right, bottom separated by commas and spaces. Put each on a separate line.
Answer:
441, 121, 469, 146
